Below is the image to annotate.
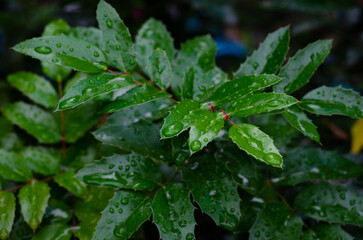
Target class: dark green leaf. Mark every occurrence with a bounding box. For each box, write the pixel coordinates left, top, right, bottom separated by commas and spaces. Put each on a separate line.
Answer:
300, 86, 363, 118
76, 153, 162, 190
2, 102, 61, 143
97, 0, 136, 72
102, 84, 171, 114
249, 202, 303, 240
54, 171, 87, 198
172, 133, 190, 166
181, 155, 240, 231
32, 223, 72, 240
270, 148, 362, 185
147, 49, 172, 89
294, 182, 363, 226
282, 105, 320, 143
209, 74, 282, 107
274, 40, 332, 94
22, 147, 61, 176
234, 26, 290, 77
94, 190, 152, 240
0, 191, 15, 240
0, 149, 33, 182
7, 72, 58, 108
226, 93, 298, 117
42, 19, 70, 37
152, 183, 196, 240
57, 74, 134, 110
229, 124, 283, 168
135, 18, 174, 74
300, 224, 353, 240
18, 181, 51, 230
0, 132, 23, 151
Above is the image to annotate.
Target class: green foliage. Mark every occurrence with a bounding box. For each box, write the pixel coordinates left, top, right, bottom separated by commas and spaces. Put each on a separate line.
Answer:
2, 1, 363, 239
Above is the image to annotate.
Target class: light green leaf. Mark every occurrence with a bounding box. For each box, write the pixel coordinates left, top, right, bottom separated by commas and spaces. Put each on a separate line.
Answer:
19, 181, 51, 230
0, 149, 33, 182
152, 183, 196, 240
135, 18, 174, 74
42, 19, 70, 37
67, 27, 102, 48
300, 86, 363, 118
2, 102, 61, 143
234, 26, 290, 77
209, 74, 282, 107
282, 105, 320, 143
0, 191, 15, 240
94, 190, 152, 240
147, 49, 172, 89
57, 74, 134, 110
229, 124, 282, 168
31, 223, 72, 240
54, 171, 87, 198
102, 84, 171, 113
294, 182, 363, 226
97, 0, 136, 72
7, 72, 58, 108
274, 40, 332, 94
181, 155, 240, 231
270, 148, 363, 185
249, 202, 303, 240
300, 224, 353, 240
22, 147, 61, 176
76, 153, 162, 190
13, 35, 107, 73
226, 93, 298, 117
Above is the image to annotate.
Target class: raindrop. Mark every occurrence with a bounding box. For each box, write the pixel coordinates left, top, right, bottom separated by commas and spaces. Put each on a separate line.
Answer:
86, 45, 91, 48
34, 46, 52, 54
118, 208, 123, 214
186, 233, 194, 240
266, 100, 284, 107
108, 164, 115, 169
106, 19, 113, 28
121, 198, 129, 205
190, 140, 202, 151
69, 48, 74, 52
116, 45, 121, 51
163, 122, 183, 137
109, 208, 114, 213
26, 83, 36, 93
94, 51, 100, 57
178, 220, 187, 227
56, 43, 62, 48
339, 193, 346, 200
254, 231, 261, 237
59, 96, 81, 109
349, 199, 356, 206
203, 138, 208, 142
131, 160, 137, 167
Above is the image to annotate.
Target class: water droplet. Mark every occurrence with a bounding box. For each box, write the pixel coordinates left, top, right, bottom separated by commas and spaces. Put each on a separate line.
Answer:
26, 83, 35, 93
131, 160, 137, 167
34, 46, 52, 54
339, 193, 346, 200
56, 43, 62, 48
59, 96, 80, 109
86, 44, 91, 48
349, 199, 356, 206
186, 233, 194, 240
230, 208, 235, 213
118, 166, 123, 170
114, 202, 119, 208
106, 19, 113, 28
118, 208, 123, 214
190, 140, 202, 151
109, 164, 115, 169
178, 220, 187, 227
116, 45, 121, 51
109, 208, 114, 213
254, 231, 261, 237
94, 51, 100, 57
52, 58, 59, 63
163, 122, 183, 137
121, 198, 129, 205
266, 100, 284, 107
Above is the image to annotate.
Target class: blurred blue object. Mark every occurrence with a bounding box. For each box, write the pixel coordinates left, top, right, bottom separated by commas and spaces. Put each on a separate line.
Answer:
215, 37, 247, 59
185, 16, 203, 33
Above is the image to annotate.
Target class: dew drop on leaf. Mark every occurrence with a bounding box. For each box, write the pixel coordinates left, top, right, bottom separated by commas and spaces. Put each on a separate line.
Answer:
190, 140, 202, 151
106, 19, 113, 28
94, 51, 100, 57
109, 208, 114, 213
163, 122, 183, 137
120, 197, 129, 205
34, 46, 52, 54
186, 233, 194, 240
56, 43, 61, 48
266, 100, 284, 107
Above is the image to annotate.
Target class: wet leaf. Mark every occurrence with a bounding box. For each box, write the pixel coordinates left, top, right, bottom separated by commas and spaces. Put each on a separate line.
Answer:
226, 93, 298, 117
13, 35, 107, 73
67, 27, 102, 47
0, 191, 15, 240
152, 183, 196, 240
76, 153, 162, 190
300, 86, 363, 118
294, 182, 363, 226
21, 146, 61, 176
147, 49, 172, 89
94, 190, 152, 240
234, 26, 290, 77
32, 223, 72, 240
0, 149, 33, 182
274, 40, 332, 94
2, 102, 61, 143
18, 181, 51, 230
249, 202, 303, 240
42, 19, 70, 37
300, 224, 353, 240
181, 154, 240, 231
229, 124, 283, 168
97, 0, 136, 72
54, 171, 87, 198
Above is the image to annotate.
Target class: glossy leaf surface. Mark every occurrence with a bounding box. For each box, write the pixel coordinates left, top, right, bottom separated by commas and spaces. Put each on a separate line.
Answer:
0, 149, 33, 182
54, 171, 87, 198
22, 147, 61, 176
229, 124, 283, 167
300, 224, 353, 240
147, 49, 172, 89
67, 27, 102, 47
0, 191, 15, 240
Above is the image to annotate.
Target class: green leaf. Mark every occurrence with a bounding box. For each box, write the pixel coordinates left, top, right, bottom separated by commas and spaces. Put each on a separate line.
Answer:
19, 181, 51, 230
102, 84, 171, 113
67, 27, 102, 48
0, 149, 33, 182
171, 133, 190, 166
249, 202, 303, 240
94, 190, 152, 240
54, 171, 87, 198
294, 182, 363, 226
181, 154, 240, 231
300, 86, 363, 118
64, 72, 89, 93
93, 120, 172, 161
7, 72, 58, 108
147, 49, 172, 89
274, 40, 332, 94
300, 224, 353, 240
152, 183, 196, 240
97, 0, 136, 73
270, 148, 362, 185
135, 18, 174, 74
209, 74, 282, 107
229, 124, 283, 168
0, 132, 23, 151
171, 35, 216, 97
32, 223, 72, 240
0, 191, 15, 240
76, 153, 162, 190
57, 74, 134, 110
22, 146, 61, 176
42, 19, 70, 37
13, 35, 107, 73
234, 26, 290, 77
2, 102, 61, 143
282, 105, 320, 143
